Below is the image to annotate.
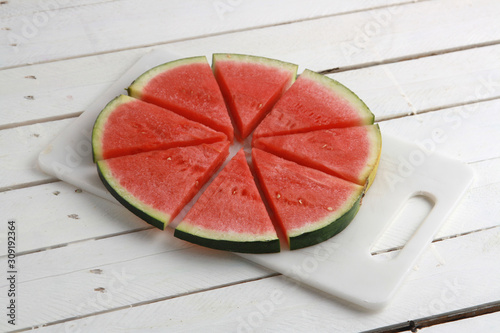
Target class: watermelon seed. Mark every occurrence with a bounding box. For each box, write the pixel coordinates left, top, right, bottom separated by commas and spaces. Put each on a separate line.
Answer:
298, 199, 303, 204
327, 207, 333, 211
258, 103, 263, 108
276, 193, 281, 199
167, 157, 171, 160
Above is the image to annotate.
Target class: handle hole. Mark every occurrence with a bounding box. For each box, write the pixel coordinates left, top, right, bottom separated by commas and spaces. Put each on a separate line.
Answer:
370, 193, 435, 258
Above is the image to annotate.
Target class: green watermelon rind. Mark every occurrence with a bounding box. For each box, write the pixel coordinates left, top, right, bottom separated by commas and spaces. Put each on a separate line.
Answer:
300, 69, 375, 125
288, 194, 363, 250
96, 160, 169, 230
92, 95, 133, 162
174, 228, 280, 254
212, 53, 298, 80
127, 56, 207, 99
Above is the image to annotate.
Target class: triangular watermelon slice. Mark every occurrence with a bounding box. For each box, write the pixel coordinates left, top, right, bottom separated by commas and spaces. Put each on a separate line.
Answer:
252, 148, 364, 250
127, 56, 234, 142
212, 53, 298, 140
253, 69, 375, 141
253, 125, 382, 188
175, 150, 279, 253
96, 141, 230, 230
92, 95, 227, 161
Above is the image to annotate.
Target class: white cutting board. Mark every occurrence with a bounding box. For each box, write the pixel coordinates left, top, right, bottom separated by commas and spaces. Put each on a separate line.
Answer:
38, 49, 474, 310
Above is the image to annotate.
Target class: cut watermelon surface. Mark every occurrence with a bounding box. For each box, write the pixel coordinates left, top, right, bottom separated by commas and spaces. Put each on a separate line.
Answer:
212, 53, 298, 140
253, 69, 374, 141
252, 149, 364, 250
92, 95, 227, 161
253, 125, 382, 187
97, 141, 230, 230
93, 54, 381, 252
128, 56, 234, 141
175, 150, 280, 253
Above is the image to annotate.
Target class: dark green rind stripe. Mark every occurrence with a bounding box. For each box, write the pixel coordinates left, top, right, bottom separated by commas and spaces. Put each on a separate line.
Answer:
174, 229, 280, 254
289, 195, 362, 250
96, 163, 167, 230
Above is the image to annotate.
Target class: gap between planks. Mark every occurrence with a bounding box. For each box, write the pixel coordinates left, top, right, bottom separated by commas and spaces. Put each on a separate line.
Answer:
362, 300, 500, 333
8, 272, 281, 333
319, 38, 500, 75
375, 95, 500, 123
0, 0, 427, 71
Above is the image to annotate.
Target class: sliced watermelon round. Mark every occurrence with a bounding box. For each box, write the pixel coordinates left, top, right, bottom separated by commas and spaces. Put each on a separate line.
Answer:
252, 69, 374, 141
127, 56, 234, 142
97, 141, 230, 230
92, 95, 227, 161
253, 125, 382, 188
212, 53, 298, 140
252, 148, 364, 250
93, 54, 381, 252
175, 150, 280, 253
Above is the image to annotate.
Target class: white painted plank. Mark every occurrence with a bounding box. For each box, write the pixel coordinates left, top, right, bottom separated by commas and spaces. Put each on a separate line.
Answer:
0, 0, 116, 19
378, 99, 500, 164
421, 311, 500, 333
0, 0, 412, 68
0, 229, 272, 331
24, 226, 500, 333
0, 181, 148, 255
331, 44, 500, 120
0, 118, 73, 190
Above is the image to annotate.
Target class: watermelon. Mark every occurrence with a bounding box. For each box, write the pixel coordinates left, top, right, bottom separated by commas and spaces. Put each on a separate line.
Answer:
97, 141, 230, 230
212, 53, 298, 140
127, 56, 234, 141
92, 54, 382, 252
253, 125, 382, 188
253, 69, 374, 141
92, 95, 227, 161
175, 150, 280, 253
252, 149, 364, 250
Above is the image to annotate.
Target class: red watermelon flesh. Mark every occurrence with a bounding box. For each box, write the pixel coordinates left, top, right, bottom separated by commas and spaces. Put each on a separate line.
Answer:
212, 53, 297, 140
92, 95, 227, 161
252, 69, 374, 141
252, 148, 364, 250
253, 125, 381, 187
175, 150, 280, 253
128, 56, 234, 142
97, 141, 230, 230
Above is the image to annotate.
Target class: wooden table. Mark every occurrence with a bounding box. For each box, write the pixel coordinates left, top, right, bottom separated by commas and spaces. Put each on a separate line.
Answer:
1, 0, 500, 331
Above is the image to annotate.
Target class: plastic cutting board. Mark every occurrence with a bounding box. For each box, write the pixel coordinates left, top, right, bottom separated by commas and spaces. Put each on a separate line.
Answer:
38, 49, 474, 309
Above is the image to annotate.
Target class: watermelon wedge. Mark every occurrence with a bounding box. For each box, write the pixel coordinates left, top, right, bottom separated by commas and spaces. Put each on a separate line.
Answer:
97, 141, 230, 230
127, 56, 234, 141
175, 150, 280, 253
252, 149, 364, 250
92, 95, 227, 161
253, 69, 374, 141
253, 125, 382, 188
212, 53, 298, 140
